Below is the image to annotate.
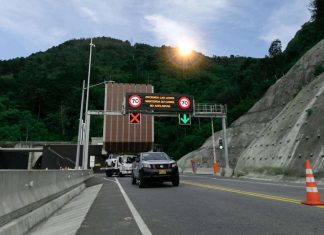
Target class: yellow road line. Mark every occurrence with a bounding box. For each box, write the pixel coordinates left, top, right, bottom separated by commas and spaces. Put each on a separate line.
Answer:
182, 180, 324, 208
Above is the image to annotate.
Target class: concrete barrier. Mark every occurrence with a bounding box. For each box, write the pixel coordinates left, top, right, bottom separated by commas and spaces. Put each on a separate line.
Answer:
0, 170, 93, 234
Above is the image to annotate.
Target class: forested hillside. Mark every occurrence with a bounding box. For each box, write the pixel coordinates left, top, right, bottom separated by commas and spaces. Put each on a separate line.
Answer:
0, 0, 323, 159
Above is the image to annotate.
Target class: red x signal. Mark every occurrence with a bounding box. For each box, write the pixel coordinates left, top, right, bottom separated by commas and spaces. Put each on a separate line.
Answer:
129, 113, 141, 124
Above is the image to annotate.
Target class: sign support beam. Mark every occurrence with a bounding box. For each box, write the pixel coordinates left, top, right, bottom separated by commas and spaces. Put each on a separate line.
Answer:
211, 118, 217, 175
222, 115, 232, 176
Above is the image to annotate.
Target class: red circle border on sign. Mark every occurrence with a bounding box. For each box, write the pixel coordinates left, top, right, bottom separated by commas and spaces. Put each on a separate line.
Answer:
128, 95, 141, 108
178, 96, 190, 110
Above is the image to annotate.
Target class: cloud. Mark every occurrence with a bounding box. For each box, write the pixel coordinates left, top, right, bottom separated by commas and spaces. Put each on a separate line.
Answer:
0, 1, 68, 48
144, 15, 199, 48
0, 0, 313, 59
260, 0, 311, 49
142, 0, 235, 53
160, 0, 229, 19
79, 6, 99, 23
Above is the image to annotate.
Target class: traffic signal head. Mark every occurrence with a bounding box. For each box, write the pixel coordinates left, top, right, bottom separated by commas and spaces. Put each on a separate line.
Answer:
219, 138, 223, 149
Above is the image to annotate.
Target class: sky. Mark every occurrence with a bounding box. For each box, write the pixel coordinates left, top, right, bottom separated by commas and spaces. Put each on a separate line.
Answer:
0, 0, 312, 60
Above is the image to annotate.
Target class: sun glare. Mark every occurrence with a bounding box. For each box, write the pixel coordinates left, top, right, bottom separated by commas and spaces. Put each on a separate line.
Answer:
178, 43, 193, 57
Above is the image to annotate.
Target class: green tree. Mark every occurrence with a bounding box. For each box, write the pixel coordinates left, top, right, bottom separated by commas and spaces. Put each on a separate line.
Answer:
310, 0, 324, 38
268, 39, 282, 57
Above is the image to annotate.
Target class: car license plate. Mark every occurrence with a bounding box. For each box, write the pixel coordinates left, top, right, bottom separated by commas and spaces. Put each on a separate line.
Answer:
159, 169, 167, 174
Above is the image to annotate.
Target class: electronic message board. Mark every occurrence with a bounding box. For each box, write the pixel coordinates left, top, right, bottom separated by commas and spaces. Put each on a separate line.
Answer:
125, 93, 194, 114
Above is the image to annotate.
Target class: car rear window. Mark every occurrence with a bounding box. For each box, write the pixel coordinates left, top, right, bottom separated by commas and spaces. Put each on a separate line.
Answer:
142, 152, 170, 161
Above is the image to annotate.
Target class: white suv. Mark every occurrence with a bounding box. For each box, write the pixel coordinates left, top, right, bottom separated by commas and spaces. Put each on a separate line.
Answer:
105, 154, 117, 167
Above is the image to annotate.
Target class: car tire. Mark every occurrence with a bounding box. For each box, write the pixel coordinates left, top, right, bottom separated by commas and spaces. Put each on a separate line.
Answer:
131, 174, 136, 185
172, 176, 179, 186
138, 173, 146, 188
106, 171, 113, 177
118, 170, 123, 177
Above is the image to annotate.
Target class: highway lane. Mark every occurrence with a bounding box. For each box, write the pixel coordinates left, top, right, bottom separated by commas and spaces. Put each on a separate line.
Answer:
118, 174, 324, 235
76, 174, 324, 234
181, 174, 324, 202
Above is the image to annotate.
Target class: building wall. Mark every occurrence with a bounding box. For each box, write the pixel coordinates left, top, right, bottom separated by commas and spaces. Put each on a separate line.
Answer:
104, 82, 154, 153
41, 144, 103, 169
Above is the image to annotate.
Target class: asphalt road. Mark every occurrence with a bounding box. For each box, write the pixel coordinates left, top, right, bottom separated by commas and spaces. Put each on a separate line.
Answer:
77, 174, 324, 235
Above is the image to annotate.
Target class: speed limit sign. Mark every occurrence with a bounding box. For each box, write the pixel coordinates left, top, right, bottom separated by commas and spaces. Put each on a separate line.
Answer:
128, 95, 141, 108
178, 97, 191, 109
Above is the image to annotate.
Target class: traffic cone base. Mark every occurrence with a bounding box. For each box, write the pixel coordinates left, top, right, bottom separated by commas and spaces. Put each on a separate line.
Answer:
301, 202, 324, 206
301, 160, 324, 206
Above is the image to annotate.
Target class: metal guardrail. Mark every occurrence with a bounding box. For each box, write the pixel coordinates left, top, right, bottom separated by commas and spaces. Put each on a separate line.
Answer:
194, 104, 227, 117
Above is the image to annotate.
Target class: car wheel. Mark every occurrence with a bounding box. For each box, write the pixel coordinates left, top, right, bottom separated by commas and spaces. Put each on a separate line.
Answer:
138, 174, 146, 188
106, 171, 113, 177
172, 176, 179, 186
131, 174, 136, 185
118, 170, 123, 177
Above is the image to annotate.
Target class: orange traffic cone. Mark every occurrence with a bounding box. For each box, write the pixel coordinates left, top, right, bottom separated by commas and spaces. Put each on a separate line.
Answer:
302, 160, 324, 205
213, 162, 219, 174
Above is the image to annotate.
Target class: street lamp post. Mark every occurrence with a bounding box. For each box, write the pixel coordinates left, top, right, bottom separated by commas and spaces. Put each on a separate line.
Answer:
82, 38, 95, 169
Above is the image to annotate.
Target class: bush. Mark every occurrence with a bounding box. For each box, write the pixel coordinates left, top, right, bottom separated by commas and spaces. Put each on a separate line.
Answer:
314, 64, 324, 76
306, 108, 313, 117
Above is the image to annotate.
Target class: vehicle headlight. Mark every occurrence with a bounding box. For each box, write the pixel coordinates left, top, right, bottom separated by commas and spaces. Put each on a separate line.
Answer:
143, 163, 151, 168
171, 163, 177, 168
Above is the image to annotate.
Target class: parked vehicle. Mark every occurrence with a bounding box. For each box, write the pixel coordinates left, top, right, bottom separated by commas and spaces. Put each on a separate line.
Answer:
105, 154, 117, 167
104, 155, 135, 177
132, 152, 179, 188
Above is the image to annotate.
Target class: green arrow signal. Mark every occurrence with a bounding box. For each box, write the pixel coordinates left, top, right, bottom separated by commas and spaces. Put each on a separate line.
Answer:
179, 114, 191, 125
181, 114, 190, 123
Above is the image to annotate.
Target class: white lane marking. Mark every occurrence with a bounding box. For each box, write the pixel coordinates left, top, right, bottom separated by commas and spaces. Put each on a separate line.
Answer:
115, 177, 152, 235
103, 177, 118, 183
180, 175, 324, 189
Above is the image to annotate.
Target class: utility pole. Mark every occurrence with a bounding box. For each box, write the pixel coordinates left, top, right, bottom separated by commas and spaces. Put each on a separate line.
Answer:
82, 38, 95, 169
75, 80, 85, 169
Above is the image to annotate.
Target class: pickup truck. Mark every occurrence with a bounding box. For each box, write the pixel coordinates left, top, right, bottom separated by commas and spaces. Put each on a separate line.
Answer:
132, 152, 179, 188
103, 155, 135, 177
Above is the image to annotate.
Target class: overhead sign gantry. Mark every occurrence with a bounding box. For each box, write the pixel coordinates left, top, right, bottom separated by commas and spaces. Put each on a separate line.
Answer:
83, 91, 230, 176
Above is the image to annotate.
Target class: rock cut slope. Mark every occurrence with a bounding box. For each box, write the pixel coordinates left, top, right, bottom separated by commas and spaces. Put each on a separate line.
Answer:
178, 39, 324, 178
